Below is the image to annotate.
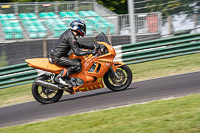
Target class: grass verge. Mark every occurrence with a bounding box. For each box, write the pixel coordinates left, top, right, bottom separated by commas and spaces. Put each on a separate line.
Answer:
0, 94, 199, 133
0, 84, 33, 107
0, 53, 200, 107
129, 53, 200, 81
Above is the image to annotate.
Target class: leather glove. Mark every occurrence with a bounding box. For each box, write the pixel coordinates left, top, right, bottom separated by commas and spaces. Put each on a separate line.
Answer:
91, 48, 97, 56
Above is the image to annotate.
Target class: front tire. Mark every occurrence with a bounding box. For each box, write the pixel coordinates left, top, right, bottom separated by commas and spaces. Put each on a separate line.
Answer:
103, 65, 132, 91
32, 74, 64, 104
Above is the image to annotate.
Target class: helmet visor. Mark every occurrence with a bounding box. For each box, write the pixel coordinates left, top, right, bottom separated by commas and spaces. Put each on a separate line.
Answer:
79, 24, 86, 34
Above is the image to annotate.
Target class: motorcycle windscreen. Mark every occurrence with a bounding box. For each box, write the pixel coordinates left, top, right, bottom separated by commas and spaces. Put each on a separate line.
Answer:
25, 58, 64, 73
94, 32, 111, 45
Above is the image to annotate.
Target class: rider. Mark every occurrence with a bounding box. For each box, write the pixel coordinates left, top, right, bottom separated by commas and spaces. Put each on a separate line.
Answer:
50, 19, 97, 87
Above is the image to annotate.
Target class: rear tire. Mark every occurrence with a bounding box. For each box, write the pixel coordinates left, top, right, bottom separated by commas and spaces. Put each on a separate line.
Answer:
103, 65, 132, 91
32, 74, 64, 104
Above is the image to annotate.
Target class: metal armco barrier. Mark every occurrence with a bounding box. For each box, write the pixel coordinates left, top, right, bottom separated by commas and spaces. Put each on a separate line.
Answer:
0, 33, 200, 89
117, 33, 200, 64
0, 63, 37, 89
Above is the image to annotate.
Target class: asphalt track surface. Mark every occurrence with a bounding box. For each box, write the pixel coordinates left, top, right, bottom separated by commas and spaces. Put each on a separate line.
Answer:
0, 71, 200, 128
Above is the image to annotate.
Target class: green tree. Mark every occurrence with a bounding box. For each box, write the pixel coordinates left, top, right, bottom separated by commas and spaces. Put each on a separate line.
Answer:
97, 0, 128, 14
145, 0, 195, 17
0, 0, 127, 14
0, 0, 74, 2
134, 0, 149, 13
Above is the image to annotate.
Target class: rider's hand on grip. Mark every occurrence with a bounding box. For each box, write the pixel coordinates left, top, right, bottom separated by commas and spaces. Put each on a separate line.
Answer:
91, 48, 97, 56
94, 44, 100, 50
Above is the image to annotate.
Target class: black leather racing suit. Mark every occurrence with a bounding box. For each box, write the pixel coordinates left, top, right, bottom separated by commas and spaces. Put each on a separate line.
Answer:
50, 29, 94, 77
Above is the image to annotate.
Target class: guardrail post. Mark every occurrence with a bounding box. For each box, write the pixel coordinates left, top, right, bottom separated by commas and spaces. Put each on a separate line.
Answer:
193, 14, 197, 33
128, 0, 136, 43
54, 1, 58, 14
168, 16, 174, 37
43, 37, 47, 58
34, 2, 39, 15
14, 2, 18, 15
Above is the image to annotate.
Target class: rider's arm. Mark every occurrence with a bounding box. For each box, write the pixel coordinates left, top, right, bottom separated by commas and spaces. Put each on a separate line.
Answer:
77, 42, 94, 49
68, 37, 92, 56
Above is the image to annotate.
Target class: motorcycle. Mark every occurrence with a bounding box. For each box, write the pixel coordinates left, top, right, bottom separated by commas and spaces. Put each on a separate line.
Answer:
25, 32, 132, 104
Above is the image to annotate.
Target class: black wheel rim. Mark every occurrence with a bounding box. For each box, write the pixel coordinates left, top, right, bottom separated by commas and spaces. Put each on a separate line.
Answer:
37, 86, 58, 100
108, 68, 128, 86
36, 79, 59, 100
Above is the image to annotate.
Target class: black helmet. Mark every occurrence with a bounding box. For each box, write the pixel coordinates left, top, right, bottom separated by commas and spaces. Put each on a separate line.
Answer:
70, 19, 86, 37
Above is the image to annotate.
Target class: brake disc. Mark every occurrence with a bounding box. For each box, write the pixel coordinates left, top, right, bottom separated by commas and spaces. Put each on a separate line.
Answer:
110, 69, 126, 85
42, 87, 55, 95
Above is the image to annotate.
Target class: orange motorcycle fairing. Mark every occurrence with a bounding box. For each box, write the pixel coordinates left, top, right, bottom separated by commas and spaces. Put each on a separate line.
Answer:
74, 77, 104, 93
68, 70, 105, 94
69, 54, 113, 93
111, 61, 126, 72
25, 58, 64, 74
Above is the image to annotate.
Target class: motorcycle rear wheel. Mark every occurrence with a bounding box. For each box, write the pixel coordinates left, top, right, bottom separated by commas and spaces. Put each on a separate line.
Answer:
32, 74, 64, 104
103, 65, 132, 91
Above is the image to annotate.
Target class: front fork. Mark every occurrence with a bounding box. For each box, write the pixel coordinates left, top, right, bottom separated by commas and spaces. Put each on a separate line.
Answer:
109, 66, 120, 80
110, 61, 125, 80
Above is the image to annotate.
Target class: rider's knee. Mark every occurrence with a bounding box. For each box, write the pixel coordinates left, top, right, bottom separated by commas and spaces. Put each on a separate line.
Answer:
71, 59, 82, 72
75, 61, 82, 68
75, 65, 82, 72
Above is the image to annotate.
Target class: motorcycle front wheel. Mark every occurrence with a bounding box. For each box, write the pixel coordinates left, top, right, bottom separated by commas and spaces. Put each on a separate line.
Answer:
32, 74, 64, 104
103, 65, 132, 91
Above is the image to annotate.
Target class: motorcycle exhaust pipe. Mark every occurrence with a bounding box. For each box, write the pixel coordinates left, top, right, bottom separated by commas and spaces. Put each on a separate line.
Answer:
35, 79, 74, 94
36, 79, 59, 90
36, 80, 74, 94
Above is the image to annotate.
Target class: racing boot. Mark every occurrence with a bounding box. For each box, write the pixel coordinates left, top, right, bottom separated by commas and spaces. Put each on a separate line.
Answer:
55, 69, 72, 88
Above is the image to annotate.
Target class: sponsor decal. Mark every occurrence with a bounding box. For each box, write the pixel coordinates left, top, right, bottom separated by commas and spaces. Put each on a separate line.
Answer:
98, 59, 111, 63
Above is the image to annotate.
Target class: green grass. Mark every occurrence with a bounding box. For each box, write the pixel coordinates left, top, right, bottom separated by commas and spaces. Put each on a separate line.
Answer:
0, 84, 33, 107
129, 53, 200, 81
0, 53, 200, 107
0, 94, 199, 133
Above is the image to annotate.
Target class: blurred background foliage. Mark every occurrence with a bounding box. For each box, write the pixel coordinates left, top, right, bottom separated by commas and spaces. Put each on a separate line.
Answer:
0, 0, 128, 14
0, 0, 199, 16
